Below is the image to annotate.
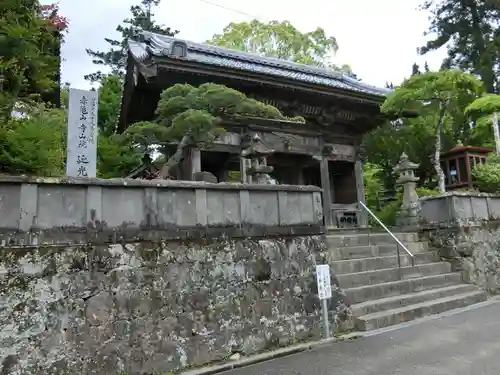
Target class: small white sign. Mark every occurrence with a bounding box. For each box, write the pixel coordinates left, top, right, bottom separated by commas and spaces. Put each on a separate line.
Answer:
315, 264, 332, 300
66, 88, 98, 178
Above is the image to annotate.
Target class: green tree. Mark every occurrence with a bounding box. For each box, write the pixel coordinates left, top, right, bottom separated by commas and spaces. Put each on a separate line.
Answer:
85, 0, 178, 82
123, 83, 304, 178
0, 86, 141, 178
419, 0, 500, 93
207, 20, 351, 73
0, 105, 66, 175
0, 1, 67, 121
465, 94, 500, 147
97, 134, 142, 178
363, 115, 450, 190
381, 70, 484, 193
97, 75, 123, 136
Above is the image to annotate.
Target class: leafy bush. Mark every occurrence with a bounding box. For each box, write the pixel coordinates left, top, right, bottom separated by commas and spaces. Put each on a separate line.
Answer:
416, 187, 441, 197
473, 154, 500, 193
363, 162, 383, 209
0, 105, 66, 176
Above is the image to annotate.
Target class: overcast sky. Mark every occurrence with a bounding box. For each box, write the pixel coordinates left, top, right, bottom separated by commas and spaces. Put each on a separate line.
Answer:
45, 0, 447, 90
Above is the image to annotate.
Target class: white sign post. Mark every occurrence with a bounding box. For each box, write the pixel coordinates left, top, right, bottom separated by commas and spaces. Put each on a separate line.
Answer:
66, 88, 98, 178
315, 264, 332, 339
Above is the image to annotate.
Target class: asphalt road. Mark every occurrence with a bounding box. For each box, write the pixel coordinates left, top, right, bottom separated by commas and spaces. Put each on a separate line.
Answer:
221, 299, 500, 375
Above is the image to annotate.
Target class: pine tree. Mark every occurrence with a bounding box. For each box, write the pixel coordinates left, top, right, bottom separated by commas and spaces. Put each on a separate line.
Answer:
85, 0, 178, 82
411, 63, 421, 76
418, 0, 500, 93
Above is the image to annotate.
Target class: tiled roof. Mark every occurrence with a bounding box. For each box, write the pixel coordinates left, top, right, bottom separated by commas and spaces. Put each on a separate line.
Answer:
128, 32, 391, 98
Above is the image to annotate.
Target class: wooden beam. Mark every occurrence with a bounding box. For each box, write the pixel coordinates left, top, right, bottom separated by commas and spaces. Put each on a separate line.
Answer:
354, 159, 368, 227
153, 59, 385, 105
320, 156, 333, 228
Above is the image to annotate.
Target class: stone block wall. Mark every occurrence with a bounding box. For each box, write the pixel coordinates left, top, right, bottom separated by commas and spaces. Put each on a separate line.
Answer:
0, 176, 323, 245
0, 177, 349, 375
420, 192, 500, 294
420, 191, 500, 225
1, 237, 348, 375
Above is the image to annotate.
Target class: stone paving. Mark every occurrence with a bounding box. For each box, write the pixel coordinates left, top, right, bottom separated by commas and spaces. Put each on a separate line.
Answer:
219, 299, 500, 375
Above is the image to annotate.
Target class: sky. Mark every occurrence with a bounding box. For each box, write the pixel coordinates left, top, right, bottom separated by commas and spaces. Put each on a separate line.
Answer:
46, 0, 447, 90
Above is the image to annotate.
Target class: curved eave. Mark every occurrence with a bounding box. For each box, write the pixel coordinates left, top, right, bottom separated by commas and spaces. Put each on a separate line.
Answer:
150, 55, 386, 105
131, 35, 390, 97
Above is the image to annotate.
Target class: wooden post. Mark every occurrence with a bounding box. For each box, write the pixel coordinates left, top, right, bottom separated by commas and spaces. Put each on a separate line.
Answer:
320, 157, 333, 227
296, 167, 305, 185
465, 152, 473, 188
493, 112, 500, 156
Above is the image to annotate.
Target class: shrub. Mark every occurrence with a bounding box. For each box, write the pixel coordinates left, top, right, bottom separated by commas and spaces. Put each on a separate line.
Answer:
473, 154, 500, 194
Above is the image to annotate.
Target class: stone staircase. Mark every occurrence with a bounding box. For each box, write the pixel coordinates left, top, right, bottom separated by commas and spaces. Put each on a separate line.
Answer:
328, 230, 488, 331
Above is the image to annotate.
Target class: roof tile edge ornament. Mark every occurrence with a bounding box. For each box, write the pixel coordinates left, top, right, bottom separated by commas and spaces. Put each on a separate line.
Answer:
129, 31, 392, 97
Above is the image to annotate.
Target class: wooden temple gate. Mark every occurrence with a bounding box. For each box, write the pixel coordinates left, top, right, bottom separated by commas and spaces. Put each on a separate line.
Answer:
119, 32, 393, 228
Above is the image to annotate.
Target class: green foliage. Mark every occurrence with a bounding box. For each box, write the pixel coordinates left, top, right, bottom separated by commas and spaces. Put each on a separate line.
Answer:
466, 94, 500, 117
0, 98, 141, 179
375, 200, 401, 227
416, 187, 441, 198
0, 0, 63, 120
376, 69, 484, 193
473, 154, 500, 193
381, 69, 484, 148
85, 0, 178, 82
0, 105, 65, 176
207, 19, 352, 73
465, 94, 500, 147
372, 187, 440, 226
419, 0, 500, 93
368, 70, 480, 189
363, 116, 452, 189
363, 163, 383, 209
381, 70, 484, 116
121, 120, 170, 150
363, 160, 440, 226
125, 83, 303, 149
97, 135, 142, 179
97, 75, 123, 136
363, 162, 399, 226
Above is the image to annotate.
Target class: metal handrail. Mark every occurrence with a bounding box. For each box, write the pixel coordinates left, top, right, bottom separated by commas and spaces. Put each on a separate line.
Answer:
358, 201, 415, 269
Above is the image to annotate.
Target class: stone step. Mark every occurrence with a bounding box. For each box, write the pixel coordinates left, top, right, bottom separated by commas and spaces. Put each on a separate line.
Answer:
377, 241, 429, 254
344, 272, 462, 304
329, 245, 378, 260
350, 284, 479, 316
355, 290, 488, 331
328, 242, 429, 261
331, 252, 440, 275
326, 232, 419, 248
337, 262, 451, 289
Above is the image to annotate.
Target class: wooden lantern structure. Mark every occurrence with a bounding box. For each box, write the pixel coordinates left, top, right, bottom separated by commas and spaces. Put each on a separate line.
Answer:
440, 145, 493, 190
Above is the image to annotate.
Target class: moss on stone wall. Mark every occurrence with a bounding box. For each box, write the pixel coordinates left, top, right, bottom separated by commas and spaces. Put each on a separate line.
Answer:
0, 235, 348, 375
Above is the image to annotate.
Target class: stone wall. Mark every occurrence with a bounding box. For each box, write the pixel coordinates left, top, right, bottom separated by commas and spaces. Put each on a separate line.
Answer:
420, 191, 500, 226
0, 177, 349, 375
1, 236, 349, 375
420, 192, 500, 294
0, 176, 323, 244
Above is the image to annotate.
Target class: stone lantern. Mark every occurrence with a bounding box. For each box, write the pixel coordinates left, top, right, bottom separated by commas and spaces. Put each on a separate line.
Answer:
240, 133, 275, 184
394, 152, 420, 226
